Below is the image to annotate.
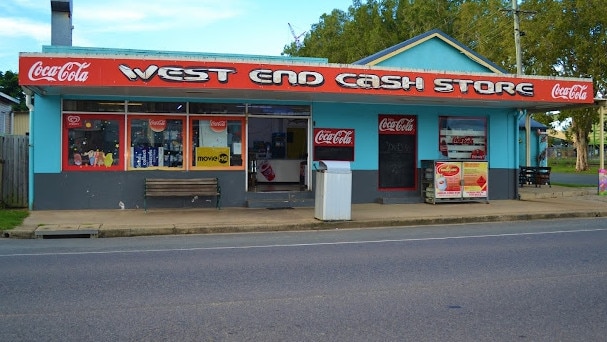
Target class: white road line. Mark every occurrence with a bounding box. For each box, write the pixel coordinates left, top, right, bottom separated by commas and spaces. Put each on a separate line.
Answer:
1, 227, 607, 257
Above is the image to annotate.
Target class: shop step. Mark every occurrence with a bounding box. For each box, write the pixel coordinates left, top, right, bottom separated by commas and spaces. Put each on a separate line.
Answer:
246, 191, 314, 208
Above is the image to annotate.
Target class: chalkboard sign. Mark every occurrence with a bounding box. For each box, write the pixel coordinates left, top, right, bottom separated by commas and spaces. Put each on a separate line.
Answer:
378, 134, 416, 189
313, 146, 354, 161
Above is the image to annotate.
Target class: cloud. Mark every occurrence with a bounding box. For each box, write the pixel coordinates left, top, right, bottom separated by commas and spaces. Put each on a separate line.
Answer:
0, 17, 49, 42
74, 0, 247, 33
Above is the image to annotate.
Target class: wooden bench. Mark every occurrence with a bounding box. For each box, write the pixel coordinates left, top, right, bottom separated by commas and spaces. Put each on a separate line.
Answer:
144, 178, 221, 211
519, 166, 551, 187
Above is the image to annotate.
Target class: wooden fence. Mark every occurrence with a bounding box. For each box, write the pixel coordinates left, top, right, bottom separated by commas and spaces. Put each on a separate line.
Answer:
0, 135, 29, 208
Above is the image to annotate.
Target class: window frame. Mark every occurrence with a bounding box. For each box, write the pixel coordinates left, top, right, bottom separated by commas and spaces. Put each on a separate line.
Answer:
62, 113, 125, 171
126, 114, 187, 170
438, 116, 488, 160
189, 115, 246, 170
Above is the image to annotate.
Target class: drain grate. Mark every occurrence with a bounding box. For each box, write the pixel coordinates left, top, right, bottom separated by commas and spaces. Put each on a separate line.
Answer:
35, 229, 98, 239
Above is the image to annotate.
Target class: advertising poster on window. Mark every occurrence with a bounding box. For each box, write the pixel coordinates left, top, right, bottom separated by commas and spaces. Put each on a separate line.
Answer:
313, 128, 355, 161
378, 115, 417, 189
195, 147, 230, 167
199, 119, 228, 147
439, 117, 486, 160
434, 161, 462, 198
462, 161, 488, 198
132, 147, 162, 168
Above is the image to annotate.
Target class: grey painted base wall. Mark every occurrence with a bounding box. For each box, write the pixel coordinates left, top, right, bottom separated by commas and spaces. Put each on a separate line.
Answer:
33, 168, 517, 210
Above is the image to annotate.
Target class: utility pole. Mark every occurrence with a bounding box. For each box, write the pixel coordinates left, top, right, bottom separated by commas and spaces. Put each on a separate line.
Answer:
513, 0, 523, 75
505, 0, 535, 165
513, 0, 532, 165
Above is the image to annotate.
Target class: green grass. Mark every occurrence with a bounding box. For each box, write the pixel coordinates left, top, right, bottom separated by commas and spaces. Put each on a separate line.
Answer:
549, 158, 603, 174
0, 209, 29, 231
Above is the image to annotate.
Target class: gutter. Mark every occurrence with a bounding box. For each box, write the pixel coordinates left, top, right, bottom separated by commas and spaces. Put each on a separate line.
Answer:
22, 87, 34, 210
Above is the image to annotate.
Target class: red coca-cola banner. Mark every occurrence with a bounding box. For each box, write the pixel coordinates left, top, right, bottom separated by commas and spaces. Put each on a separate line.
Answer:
313, 128, 355, 161
19, 56, 594, 105
313, 128, 355, 147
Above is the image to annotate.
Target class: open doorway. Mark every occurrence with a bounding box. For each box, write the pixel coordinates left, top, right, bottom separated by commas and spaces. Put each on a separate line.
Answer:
247, 117, 308, 192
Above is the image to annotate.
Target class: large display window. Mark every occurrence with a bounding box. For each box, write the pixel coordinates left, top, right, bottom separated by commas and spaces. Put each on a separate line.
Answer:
63, 114, 123, 171
190, 116, 245, 169
128, 116, 185, 169
439, 116, 487, 160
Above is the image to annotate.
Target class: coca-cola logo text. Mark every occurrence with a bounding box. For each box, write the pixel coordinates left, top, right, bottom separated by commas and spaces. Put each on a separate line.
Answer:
314, 129, 354, 146
210, 119, 227, 132
451, 136, 474, 145
378, 116, 416, 135
149, 119, 166, 132
28, 61, 90, 82
551, 84, 589, 100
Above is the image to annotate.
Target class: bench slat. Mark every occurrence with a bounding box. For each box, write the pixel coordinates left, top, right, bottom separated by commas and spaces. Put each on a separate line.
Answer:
144, 178, 221, 210
519, 166, 551, 188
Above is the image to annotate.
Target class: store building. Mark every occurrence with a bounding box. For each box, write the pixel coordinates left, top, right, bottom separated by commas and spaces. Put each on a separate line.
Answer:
19, 6, 594, 210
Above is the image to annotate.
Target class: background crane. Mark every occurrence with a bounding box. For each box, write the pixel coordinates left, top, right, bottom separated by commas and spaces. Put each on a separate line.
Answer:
288, 23, 306, 49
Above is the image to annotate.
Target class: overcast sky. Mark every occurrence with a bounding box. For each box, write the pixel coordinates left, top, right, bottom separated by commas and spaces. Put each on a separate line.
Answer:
0, 0, 353, 72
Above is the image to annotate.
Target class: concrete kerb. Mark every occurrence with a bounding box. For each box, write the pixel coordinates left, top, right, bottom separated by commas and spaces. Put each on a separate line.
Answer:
97, 209, 607, 238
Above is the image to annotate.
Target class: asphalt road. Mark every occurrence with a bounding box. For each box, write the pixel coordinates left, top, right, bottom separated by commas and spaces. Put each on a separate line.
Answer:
551, 171, 598, 186
1, 219, 606, 341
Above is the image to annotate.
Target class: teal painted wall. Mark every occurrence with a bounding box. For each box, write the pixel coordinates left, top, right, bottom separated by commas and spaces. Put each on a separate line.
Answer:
374, 39, 494, 73
32, 95, 62, 173
312, 102, 516, 170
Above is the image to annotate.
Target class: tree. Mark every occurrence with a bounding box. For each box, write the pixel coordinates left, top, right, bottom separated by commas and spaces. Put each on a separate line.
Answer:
0, 71, 27, 112
522, 0, 607, 171
284, 0, 607, 171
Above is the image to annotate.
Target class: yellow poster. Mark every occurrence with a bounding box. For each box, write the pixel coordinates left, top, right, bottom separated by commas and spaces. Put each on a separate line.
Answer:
195, 147, 230, 167
462, 161, 488, 198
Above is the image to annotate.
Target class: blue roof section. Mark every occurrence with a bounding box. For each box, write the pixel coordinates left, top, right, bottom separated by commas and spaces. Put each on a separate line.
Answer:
354, 29, 506, 74
40, 45, 329, 64
518, 117, 547, 130
0, 92, 19, 104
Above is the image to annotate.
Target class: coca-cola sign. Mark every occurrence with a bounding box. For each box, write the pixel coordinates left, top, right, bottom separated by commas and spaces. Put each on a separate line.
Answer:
313, 128, 355, 147
378, 115, 416, 135
149, 119, 166, 132
210, 119, 227, 132
551, 83, 589, 101
27, 61, 90, 82
451, 136, 474, 145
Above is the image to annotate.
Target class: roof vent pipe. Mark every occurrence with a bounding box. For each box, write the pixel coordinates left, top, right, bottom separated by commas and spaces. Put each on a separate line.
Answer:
50, 0, 73, 46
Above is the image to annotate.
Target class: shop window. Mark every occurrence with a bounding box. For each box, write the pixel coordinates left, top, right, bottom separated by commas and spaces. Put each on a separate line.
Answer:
127, 101, 186, 113
439, 116, 487, 160
189, 102, 244, 115
63, 100, 125, 112
248, 104, 310, 116
190, 117, 245, 169
63, 114, 123, 171
128, 116, 185, 169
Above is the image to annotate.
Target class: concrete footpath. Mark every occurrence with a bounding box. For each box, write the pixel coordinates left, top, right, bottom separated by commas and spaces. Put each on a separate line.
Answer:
4, 185, 607, 239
